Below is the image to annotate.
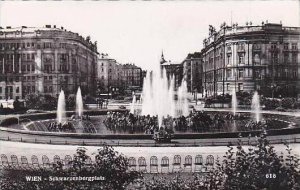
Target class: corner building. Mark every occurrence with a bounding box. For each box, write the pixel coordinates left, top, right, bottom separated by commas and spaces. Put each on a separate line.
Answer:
201, 23, 300, 97
0, 25, 98, 100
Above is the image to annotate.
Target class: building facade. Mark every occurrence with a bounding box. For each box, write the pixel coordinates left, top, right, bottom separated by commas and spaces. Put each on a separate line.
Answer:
96, 55, 143, 95
160, 52, 183, 89
0, 25, 98, 100
181, 52, 202, 93
97, 54, 123, 94
122, 63, 143, 89
201, 23, 300, 97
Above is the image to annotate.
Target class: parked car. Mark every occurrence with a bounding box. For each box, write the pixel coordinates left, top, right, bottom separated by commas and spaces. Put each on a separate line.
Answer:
118, 105, 126, 109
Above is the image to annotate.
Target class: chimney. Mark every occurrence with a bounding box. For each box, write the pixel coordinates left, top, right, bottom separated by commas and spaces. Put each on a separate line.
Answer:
61, 26, 64, 30
6, 26, 11, 29
45, 25, 51, 28
54, 25, 56, 28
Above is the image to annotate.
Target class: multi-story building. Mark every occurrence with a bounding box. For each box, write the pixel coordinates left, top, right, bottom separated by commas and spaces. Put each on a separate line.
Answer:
160, 52, 183, 89
97, 54, 122, 94
181, 52, 202, 93
201, 23, 300, 98
122, 63, 143, 89
96, 55, 143, 95
0, 25, 98, 100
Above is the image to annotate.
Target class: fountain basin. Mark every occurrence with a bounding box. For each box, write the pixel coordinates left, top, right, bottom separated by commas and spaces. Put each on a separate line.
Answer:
1, 110, 299, 140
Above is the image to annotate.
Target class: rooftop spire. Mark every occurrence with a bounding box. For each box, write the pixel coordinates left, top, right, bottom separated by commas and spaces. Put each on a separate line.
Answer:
160, 50, 166, 64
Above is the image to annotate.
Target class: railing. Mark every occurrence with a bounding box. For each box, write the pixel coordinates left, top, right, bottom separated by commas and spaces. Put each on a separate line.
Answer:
0, 135, 299, 147
0, 153, 216, 174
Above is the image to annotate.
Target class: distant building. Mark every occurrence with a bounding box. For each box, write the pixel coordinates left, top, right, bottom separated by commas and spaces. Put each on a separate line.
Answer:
122, 63, 143, 89
97, 54, 122, 94
0, 25, 98, 100
160, 52, 183, 89
96, 55, 143, 95
181, 52, 202, 93
201, 22, 300, 97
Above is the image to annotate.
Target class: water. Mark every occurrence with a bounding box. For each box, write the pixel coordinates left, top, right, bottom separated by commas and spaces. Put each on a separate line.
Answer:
76, 87, 84, 117
57, 90, 66, 124
231, 88, 237, 116
141, 59, 189, 127
130, 93, 136, 114
251, 91, 261, 123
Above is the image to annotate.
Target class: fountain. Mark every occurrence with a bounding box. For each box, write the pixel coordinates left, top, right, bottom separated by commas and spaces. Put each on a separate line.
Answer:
251, 91, 261, 123
141, 60, 189, 127
231, 88, 237, 116
130, 93, 136, 114
76, 87, 84, 118
57, 90, 66, 124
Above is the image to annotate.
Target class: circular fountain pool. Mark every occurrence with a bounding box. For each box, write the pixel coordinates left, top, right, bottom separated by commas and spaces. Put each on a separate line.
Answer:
2, 111, 298, 136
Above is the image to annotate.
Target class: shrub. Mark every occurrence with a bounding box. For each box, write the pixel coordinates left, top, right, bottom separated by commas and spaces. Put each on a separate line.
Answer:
281, 98, 296, 109
0, 145, 140, 190
207, 131, 300, 190
0, 117, 18, 126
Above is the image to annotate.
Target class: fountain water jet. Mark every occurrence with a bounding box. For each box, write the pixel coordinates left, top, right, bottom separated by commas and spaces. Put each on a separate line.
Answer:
231, 88, 237, 116
140, 59, 189, 127
76, 87, 84, 117
130, 93, 136, 114
251, 91, 261, 123
57, 90, 66, 124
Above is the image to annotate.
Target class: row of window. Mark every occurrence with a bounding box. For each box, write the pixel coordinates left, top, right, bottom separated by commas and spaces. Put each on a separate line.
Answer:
0, 42, 71, 50
226, 43, 298, 51
0, 86, 20, 94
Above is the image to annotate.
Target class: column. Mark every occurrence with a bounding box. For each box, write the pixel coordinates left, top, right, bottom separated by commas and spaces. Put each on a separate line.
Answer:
2, 56, 4, 73
19, 55, 21, 73
12, 54, 15, 72
54, 50, 58, 72
68, 51, 72, 73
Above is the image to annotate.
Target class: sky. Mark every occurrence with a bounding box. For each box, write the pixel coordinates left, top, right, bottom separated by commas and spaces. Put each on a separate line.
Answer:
0, 1, 299, 70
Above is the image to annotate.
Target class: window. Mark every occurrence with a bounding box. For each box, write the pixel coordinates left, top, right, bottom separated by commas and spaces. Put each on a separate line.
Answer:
238, 69, 244, 78
253, 54, 260, 65
49, 86, 53, 92
32, 86, 35, 92
238, 43, 245, 51
226, 83, 230, 91
44, 76, 47, 80
253, 43, 261, 50
16, 87, 19, 93
227, 55, 231, 65
238, 83, 243, 91
49, 76, 52, 80
27, 42, 30, 47
238, 54, 244, 64
27, 54, 30, 60
284, 53, 289, 64
44, 42, 52, 49
292, 53, 297, 63
271, 43, 277, 50
60, 43, 66, 48
284, 43, 289, 50
0, 87, 2, 93
31, 54, 35, 60
292, 43, 297, 50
